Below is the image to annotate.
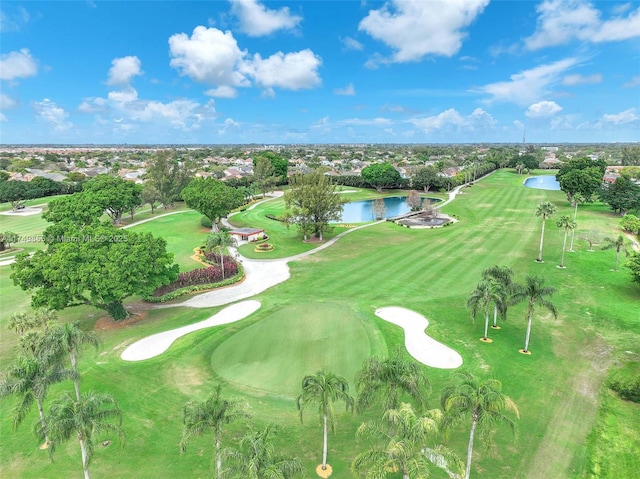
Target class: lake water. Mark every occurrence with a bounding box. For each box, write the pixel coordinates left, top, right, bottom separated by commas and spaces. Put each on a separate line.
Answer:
337, 197, 437, 223
523, 175, 561, 190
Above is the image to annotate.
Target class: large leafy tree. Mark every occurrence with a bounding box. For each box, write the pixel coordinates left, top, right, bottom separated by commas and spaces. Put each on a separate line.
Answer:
556, 215, 577, 268
11, 223, 179, 320
253, 157, 279, 197
599, 176, 640, 215
82, 174, 142, 224
43, 193, 107, 228
511, 275, 558, 354
361, 162, 402, 192
441, 372, 519, 479
556, 156, 607, 203
42, 391, 124, 479
352, 403, 461, 479
144, 150, 193, 209
467, 279, 505, 342
180, 385, 250, 479
412, 166, 441, 193
253, 151, 288, 184
296, 370, 354, 473
182, 177, 245, 232
284, 170, 345, 241
535, 201, 557, 263
224, 424, 303, 479
356, 349, 430, 413
481, 265, 515, 329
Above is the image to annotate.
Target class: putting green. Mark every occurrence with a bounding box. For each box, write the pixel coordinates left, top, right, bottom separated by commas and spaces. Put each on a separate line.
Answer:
211, 303, 378, 397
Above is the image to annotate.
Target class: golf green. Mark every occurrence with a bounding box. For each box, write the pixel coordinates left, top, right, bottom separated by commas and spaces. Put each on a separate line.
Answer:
210, 303, 378, 397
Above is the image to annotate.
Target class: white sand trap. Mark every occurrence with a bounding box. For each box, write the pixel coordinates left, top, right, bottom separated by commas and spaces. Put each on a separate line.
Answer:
375, 307, 463, 369
121, 300, 261, 361
0, 207, 43, 216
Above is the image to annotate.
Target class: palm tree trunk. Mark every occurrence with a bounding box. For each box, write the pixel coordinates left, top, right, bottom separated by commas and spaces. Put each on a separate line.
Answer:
493, 305, 498, 327
322, 413, 328, 469
523, 309, 534, 353
614, 250, 620, 271
215, 434, 222, 478
560, 231, 568, 267
483, 311, 489, 340
465, 417, 477, 479
537, 220, 546, 262
36, 396, 50, 445
79, 433, 91, 479
569, 203, 578, 251
220, 248, 225, 279
70, 351, 81, 401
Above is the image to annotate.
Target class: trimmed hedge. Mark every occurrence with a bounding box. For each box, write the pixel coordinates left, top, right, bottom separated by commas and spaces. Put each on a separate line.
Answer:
145, 264, 244, 303
200, 215, 212, 229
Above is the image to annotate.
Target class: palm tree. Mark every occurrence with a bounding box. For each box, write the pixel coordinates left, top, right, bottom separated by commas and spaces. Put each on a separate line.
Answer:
46, 322, 101, 401
602, 235, 629, 271
481, 265, 515, 329
7, 312, 35, 338
41, 390, 124, 479
556, 215, 577, 268
568, 192, 585, 252
180, 385, 250, 479
224, 424, 303, 479
441, 372, 519, 479
535, 201, 557, 262
355, 349, 430, 413
511, 275, 558, 354
206, 231, 237, 279
296, 370, 354, 473
467, 279, 505, 342
0, 353, 71, 447
352, 403, 462, 479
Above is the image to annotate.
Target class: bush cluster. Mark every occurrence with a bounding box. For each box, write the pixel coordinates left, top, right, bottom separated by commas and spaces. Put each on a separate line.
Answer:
150, 261, 238, 297
144, 272, 244, 303
200, 215, 212, 229
609, 363, 640, 403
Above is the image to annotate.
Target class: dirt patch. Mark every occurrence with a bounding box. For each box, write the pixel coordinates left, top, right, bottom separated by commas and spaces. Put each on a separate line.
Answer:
94, 310, 149, 331
165, 366, 207, 395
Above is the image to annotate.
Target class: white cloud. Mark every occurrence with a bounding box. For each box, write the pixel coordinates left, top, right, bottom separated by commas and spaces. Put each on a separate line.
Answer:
358, 0, 489, 63
107, 56, 143, 86
340, 36, 364, 51
0, 113, 7, 122
107, 87, 139, 103
33, 98, 72, 131
623, 76, 640, 88
169, 26, 250, 87
562, 73, 602, 85
602, 108, 638, 125
333, 83, 355, 96
205, 86, 238, 98
477, 57, 579, 105
526, 100, 563, 118
0, 93, 17, 109
78, 97, 108, 114
218, 117, 240, 135
245, 49, 321, 92
410, 107, 497, 133
339, 117, 392, 126
525, 0, 640, 50
0, 48, 37, 80
230, 0, 301, 37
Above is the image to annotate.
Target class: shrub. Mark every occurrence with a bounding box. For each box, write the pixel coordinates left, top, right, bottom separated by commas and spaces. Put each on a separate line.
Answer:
144, 266, 244, 302
200, 215, 212, 229
150, 260, 238, 297
254, 243, 274, 252
609, 362, 640, 403
620, 214, 640, 235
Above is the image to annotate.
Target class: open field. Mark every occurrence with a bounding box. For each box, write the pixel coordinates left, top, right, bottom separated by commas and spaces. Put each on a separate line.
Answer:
0, 170, 638, 478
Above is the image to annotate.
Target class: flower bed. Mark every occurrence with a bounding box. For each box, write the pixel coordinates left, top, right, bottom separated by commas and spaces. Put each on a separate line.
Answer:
254, 243, 274, 252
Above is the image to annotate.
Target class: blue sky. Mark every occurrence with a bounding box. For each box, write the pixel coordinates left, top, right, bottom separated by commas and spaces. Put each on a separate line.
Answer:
1, 0, 639, 144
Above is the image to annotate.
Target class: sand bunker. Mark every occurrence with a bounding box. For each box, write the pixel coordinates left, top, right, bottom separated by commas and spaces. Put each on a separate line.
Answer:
121, 300, 261, 361
0, 207, 43, 216
375, 307, 463, 369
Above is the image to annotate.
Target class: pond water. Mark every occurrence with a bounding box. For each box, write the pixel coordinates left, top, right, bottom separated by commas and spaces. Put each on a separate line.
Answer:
336, 196, 437, 223
523, 175, 561, 190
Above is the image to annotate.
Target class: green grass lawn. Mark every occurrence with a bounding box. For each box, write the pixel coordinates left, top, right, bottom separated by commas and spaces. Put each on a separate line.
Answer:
0, 170, 638, 479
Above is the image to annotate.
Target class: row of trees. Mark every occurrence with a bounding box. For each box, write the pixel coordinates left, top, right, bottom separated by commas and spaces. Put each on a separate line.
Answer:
181, 354, 519, 479
1, 310, 124, 479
